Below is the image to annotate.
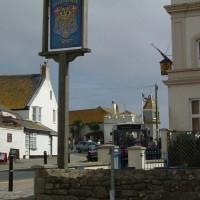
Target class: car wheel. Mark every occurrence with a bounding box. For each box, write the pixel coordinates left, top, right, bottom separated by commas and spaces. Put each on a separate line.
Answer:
77, 148, 80, 153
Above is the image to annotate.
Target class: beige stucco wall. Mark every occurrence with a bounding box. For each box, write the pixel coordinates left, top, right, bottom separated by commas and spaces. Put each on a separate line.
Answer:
164, 1, 200, 131
165, 1, 200, 69
168, 82, 200, 130
172, 0, 200, 4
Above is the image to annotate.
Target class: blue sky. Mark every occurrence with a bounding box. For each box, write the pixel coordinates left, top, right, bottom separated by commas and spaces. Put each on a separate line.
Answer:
0, 0, 171, 128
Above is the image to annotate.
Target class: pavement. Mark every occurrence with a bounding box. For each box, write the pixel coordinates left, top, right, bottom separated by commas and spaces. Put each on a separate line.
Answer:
0, 153, 87, 200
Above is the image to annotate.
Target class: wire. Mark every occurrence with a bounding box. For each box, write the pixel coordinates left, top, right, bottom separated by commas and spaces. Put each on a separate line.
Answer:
165, 37, 172, 55
70, 84, 155, 99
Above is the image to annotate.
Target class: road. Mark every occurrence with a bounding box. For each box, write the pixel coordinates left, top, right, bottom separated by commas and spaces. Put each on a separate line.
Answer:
0, 152, 87, 182
0, 170, 34, 182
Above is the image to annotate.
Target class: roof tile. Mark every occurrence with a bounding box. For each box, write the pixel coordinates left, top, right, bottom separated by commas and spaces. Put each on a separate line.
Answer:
0, 74, 43, 109
69, 107, 111, 125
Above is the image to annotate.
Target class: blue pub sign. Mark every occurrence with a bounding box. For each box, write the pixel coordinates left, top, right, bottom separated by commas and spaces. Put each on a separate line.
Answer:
50, 0, 83, 49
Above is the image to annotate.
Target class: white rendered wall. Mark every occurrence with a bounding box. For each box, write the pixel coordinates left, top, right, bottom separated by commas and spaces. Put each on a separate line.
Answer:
29, 134, 49, 156
104, 123, 113, 143
0, 127, 25, 159
104, 114, 136, 143
52, 135, 58, 156
28, 78, 58, 132
0, 127, 58, 158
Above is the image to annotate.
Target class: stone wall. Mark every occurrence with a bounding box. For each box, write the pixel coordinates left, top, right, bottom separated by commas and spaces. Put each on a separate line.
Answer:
34, 168, 200, 200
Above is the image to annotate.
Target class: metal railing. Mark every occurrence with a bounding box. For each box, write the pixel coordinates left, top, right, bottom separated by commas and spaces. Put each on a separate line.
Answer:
141, 150, 168, 170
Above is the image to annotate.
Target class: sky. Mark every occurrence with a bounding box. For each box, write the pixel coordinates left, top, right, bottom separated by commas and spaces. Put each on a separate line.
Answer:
0, 0, 171, 128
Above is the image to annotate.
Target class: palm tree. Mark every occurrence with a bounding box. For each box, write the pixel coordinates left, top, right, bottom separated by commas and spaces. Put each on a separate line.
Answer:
73, 119, 84, 141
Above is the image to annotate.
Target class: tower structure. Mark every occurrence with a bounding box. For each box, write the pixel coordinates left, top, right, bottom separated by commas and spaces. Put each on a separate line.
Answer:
164, 0, 200, 131
143, 94, 160, 139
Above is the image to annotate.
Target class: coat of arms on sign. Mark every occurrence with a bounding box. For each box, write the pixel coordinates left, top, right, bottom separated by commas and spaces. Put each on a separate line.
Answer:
53, 5, 79, 38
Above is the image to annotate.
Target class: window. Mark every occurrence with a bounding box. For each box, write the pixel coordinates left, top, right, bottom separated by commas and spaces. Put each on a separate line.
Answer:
25, 133, 37, 149
30, 133, 37, 149
53, 109, 56, 123
197, 39, 200, 67
7, 133, 12, 142
50, 90, 52, 100
25, 135, 29, 149
32, 106, 42, 122
191, 100, 200, 131
38, 107, 42, 122
32, 107, 36, 121
153, 110, 156, 119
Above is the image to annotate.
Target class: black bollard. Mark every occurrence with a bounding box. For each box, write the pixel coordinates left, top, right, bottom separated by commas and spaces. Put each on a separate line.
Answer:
68, 152, 70, 163
8, 155, 14, 192
44, 151, 47, 164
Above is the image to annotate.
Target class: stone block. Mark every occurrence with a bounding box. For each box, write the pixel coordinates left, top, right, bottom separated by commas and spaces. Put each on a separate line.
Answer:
35, 178, 45, 194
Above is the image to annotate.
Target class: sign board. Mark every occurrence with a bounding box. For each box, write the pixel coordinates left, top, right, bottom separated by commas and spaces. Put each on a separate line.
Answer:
160, 61, 172, 76
0, 152, 8, 163
50, 0, 87, 50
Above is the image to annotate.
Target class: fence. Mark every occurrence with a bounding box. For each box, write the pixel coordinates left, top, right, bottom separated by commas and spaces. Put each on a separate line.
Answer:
167, 130, 200, 168
142, 130, 200, 169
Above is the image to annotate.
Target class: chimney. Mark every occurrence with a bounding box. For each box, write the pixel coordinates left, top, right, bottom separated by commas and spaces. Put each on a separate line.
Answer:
41, 60, 50, 79
111, 100, 119, 116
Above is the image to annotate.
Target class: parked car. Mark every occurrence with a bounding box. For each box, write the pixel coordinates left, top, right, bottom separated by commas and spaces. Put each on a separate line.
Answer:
87, 148, 98, 161
76, 141, 98, 153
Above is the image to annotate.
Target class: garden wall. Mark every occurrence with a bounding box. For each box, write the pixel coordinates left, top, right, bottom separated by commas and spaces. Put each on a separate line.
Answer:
34, 168, 200, 200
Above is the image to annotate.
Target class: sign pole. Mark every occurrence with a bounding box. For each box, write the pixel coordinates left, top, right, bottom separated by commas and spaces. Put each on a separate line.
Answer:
58, 53, 69, 169
39, 0, 91, 169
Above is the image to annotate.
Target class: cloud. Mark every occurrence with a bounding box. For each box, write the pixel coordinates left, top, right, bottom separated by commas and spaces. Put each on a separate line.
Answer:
0, 0, 171, 128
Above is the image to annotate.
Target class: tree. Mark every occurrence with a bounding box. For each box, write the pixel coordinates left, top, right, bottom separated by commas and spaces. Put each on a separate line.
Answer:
73, 119, 84, 141
87, 121, 103, 142
88, 121, 100, 132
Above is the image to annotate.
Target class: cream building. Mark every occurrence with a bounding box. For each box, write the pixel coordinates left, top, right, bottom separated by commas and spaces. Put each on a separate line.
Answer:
164, 0, 200, 131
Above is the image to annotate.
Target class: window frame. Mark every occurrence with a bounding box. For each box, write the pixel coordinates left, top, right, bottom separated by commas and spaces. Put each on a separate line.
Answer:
25, 133, 37, 150
191, 34, 200, 68
190, 99, 200, 131
197, 39, 200, 68
32, 106, 42, 122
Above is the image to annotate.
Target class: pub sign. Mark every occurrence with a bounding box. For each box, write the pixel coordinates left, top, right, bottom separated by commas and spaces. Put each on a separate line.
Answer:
160, 58, 172, 76
50, 0, 87, 50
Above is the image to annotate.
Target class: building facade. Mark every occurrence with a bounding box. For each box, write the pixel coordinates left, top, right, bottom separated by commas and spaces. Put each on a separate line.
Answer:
0, 63, 58, 132
164, 0, 200, 131
0, 105, 57, 159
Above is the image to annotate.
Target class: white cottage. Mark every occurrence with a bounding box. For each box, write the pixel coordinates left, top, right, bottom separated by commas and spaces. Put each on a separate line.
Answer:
0, 63, 58, 132
0, 105, 57, 159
